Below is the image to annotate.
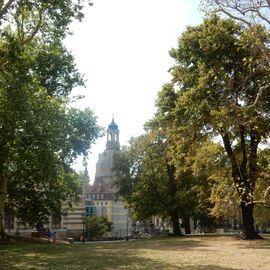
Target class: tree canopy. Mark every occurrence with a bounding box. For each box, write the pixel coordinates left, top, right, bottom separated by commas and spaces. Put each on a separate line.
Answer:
0, 0, 102, 238
202, 0, 270, 67
113, 126, 215, 235
159, 15, 270, 239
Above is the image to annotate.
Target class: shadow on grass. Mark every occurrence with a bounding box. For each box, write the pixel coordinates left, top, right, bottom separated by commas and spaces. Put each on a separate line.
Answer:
1, 235, 266, 270
233, 235, 270, 250
0, 243, 243, 270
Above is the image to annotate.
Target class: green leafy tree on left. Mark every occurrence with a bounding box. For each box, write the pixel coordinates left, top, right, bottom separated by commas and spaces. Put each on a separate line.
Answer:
0, 1, 102, 238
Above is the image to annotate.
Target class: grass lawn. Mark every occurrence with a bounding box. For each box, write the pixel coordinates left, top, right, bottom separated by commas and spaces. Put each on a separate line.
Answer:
0, 235, 270, 270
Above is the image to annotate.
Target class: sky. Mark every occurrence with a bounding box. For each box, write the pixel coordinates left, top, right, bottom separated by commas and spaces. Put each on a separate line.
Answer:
65, 0, 204, 182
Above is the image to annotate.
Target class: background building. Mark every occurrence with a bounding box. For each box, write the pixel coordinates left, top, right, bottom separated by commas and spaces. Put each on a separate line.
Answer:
84, 117, 131, 237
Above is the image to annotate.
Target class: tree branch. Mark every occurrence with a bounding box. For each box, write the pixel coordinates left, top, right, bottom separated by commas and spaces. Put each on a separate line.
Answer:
264, 185, 270, 200
0, 0, 16, 22
208, 0, 270, 27
256, 8, 270, 24
244, 184, 270, 207
239, 125, 247, 179
246, 83, 270, 109
214, 6, 252, 26
21, 9, 43, 45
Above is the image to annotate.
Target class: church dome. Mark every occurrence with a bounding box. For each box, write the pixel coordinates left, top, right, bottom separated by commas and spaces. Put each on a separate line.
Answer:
106, 116, 120, 151
108, 118, 118, 130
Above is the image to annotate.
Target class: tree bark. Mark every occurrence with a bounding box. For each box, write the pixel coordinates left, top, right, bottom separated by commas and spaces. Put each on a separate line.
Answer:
0, 169, 7, 239
221, 131, 261, 240
166, 163, 183, 236
183, 216, 191, 234
239, 203, 261, 240
170, 210, 183, 236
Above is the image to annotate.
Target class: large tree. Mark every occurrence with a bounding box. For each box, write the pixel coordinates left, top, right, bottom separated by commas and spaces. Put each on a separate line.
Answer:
113, 126, 214, 236
0, 1, 101, 238
166, 16, 269, 239
153, 83, 221, 234
113, 134, 183, 236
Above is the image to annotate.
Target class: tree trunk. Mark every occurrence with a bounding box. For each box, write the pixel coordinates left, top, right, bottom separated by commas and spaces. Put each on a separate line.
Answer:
222, 131, 261, 240
239, 203, 261, 239
183, 216, 191, 234
0, 170, 7, 239
170, 210, 183, 236
166, 163, 183, 236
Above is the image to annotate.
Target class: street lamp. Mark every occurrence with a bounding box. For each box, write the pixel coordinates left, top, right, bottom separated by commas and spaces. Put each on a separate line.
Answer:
81, 213, 85, 243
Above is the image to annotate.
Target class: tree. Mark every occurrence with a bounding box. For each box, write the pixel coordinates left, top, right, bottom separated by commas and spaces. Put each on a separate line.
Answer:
85, 216, 113, 238
202, 0, 270, 67
153, 82, 219, 234
254, 205, 270, 232
166, 16, 269, 239
113, 127, 214, 235
4, 107, 102, 228
0, 1, 93, 33
0, 1, 101, 238
113, 134, 182, 236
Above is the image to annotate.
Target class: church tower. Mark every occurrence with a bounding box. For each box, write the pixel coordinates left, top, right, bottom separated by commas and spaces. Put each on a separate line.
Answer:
84, 116, 131, 237
106, 116, 120, 150
94, 116, 120, 186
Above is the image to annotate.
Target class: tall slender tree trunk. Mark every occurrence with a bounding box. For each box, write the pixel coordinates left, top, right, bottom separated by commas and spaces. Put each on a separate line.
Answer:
170, 210, 182, 236
183, 216, 191, 234
166, 162, 183, 236
0, 169, 7, 239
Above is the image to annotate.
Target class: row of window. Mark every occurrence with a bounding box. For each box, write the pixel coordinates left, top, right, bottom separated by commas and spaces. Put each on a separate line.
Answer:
96, 202, 108, 206
86, 193, 104, 200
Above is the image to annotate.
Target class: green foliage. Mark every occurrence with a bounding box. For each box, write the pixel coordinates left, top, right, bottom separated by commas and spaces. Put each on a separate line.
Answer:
170, 15, 269, 195
160, 15, 269, 238
0, 0, 101, 234
0, 1, 92, 39
254, 205, 270, 231
114, 135, 168, 221
113, 129, 215, 234
85, 216, 113, 238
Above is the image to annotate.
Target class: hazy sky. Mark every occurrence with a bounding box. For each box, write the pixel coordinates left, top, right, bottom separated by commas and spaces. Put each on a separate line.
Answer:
65, 0, 203, 181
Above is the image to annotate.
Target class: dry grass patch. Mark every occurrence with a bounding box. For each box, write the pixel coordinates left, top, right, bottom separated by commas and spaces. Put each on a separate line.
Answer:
0, 235, 269, 269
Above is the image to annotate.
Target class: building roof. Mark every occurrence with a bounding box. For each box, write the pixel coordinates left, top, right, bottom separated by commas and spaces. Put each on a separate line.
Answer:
108, 117, 118, 130
85, 182, 115, 194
